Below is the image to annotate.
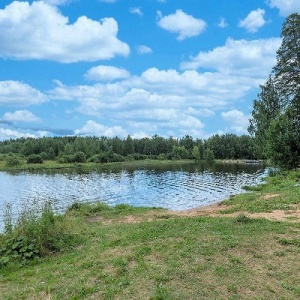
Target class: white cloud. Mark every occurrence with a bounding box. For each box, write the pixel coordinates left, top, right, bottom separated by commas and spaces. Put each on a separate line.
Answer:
137, 45, 153, 54
157, 9, 207, 40
180, 37, 281, 78
218, 17, 228, 28
0, 128, 36, 141
129, 7, 143, 16
0, 1, 129, 63
268, 0, 300, 16
85, 65, 130, 81
239, 9, 266, 33
221, 110, 250, 134
48, 35, 282, 138
98, 0, 117, 3
75, 120, 127, 137
0, 81, 47, 106
41, 0, 71, 5
3, 110, 41, 123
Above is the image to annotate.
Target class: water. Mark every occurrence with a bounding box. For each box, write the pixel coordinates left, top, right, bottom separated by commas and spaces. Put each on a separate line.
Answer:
0, 162, 268, 228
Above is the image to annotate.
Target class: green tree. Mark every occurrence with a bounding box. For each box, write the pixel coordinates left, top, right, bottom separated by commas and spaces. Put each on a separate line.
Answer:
192, 146, 200, 161
123, 135, 134, 156
273, 13, 300, 100
248, 76, 281, 158
266, 108, 300, 169
203, 148, 215, 162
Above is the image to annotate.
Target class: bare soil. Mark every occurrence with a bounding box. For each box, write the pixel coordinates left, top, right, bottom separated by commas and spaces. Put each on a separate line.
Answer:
171, 201, 300, 222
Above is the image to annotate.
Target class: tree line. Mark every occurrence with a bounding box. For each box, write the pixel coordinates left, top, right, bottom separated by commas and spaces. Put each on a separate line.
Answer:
0, 133, 256, 165
249, 13, 300, 169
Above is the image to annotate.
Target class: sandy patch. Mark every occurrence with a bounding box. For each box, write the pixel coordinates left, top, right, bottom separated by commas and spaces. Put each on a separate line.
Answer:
171, 202, 300, 222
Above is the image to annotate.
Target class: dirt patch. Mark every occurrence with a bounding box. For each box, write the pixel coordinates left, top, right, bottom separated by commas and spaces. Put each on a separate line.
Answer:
171, 202, 300, 222
261, 193, 280, 200
86, 202, 300, 225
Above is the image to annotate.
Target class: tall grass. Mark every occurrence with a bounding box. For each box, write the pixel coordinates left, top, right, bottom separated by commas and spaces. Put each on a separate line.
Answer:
0, 201, 77, 268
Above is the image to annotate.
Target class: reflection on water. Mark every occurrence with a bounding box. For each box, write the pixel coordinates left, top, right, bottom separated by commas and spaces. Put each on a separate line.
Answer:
0, 162, 268, 228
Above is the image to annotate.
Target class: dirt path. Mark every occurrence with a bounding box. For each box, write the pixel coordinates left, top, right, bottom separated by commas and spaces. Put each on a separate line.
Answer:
170, 202, 300, 222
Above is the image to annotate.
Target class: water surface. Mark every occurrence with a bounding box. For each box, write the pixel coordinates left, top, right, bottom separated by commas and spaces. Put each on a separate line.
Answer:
0, 162, 268, 228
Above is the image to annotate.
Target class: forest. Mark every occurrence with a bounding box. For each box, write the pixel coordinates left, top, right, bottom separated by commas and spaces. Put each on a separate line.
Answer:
0, 133, 256, 166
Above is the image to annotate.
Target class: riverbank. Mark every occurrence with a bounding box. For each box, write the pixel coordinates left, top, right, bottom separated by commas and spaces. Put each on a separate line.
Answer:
0, 157, 268, 172
0, 169, 299, 299
0, 158, 195, 172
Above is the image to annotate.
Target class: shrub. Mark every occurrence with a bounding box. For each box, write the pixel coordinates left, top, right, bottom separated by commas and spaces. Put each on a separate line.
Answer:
67, 201, 111, 216
5, 155, 22, 167
58, 154, 75, 163
73, 152, 86, 163
0, 202, 77, 268
27, 154, 43, 164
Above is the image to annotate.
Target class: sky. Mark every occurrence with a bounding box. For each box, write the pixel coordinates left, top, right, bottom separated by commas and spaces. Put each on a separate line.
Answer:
0, 0, 300, 141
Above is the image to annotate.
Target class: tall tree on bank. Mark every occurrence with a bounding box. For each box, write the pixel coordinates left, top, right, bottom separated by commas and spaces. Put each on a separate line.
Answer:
249, 13, 300, 168
268, 13, 300, 168
273, 13, 300, 102
248, 76, 281, 158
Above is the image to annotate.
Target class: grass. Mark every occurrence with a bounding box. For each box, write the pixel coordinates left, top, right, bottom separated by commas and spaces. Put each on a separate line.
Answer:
0, 153, 198, 172
0, 169, 300, 299
221, 169, 300, 214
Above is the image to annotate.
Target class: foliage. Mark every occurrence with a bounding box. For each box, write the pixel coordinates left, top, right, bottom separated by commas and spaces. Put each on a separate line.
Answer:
266, 108, 300, 169
0, 235, 39, 267
0, 202, 76, 269
27, 154, 43, 164
192, 146, 200, 160
73, 151, 86, 163
5, 153, 22, 167
273, 13, 300, 99
203, 148, 215, 162
0, 133, 258, 168
248, 77, 281, 158
248, 13, 300, 169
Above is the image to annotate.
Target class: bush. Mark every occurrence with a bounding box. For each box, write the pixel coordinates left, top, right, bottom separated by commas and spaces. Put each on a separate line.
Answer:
58, 154, 75, 163
0, 202, 76, 268
5, 155, 22, 167
67, 201, 111, 216
27, 154, 43, 164
73, 151, 86, 163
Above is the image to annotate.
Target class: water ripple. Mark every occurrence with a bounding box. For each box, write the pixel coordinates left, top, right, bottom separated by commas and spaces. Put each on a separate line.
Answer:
0, 163, 269, 229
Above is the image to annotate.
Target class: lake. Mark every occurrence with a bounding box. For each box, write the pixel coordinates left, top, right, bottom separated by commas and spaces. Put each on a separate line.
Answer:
0, 162, 268, 229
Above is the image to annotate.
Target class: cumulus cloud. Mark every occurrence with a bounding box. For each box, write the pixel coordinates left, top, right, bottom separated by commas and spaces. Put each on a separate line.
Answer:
0, 81, 47, 106
180, 37, 281, 78
0, 128, 36, 141
98, 0, 117, 3
0, 1, 129, 63
75, 120, 127, 137
218, 17, 228, 28
137, 45, 153, 54
3, 110, 41, 123
46, 35, 281, 138
239, 9, 266, 33
41, 0, 71, 5
157, 9, 207, 40
268, 0, 300, 16
221, 110, 250, 134
85, 65, 130, 81
129, 7, 143, 16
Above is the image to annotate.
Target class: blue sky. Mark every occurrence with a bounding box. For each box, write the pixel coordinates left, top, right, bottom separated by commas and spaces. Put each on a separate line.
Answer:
0, 0, 299, 141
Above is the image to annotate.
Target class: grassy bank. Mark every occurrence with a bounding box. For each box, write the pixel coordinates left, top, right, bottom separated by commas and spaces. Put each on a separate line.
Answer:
0, 170, 299, 299
0, 157, 197, 172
